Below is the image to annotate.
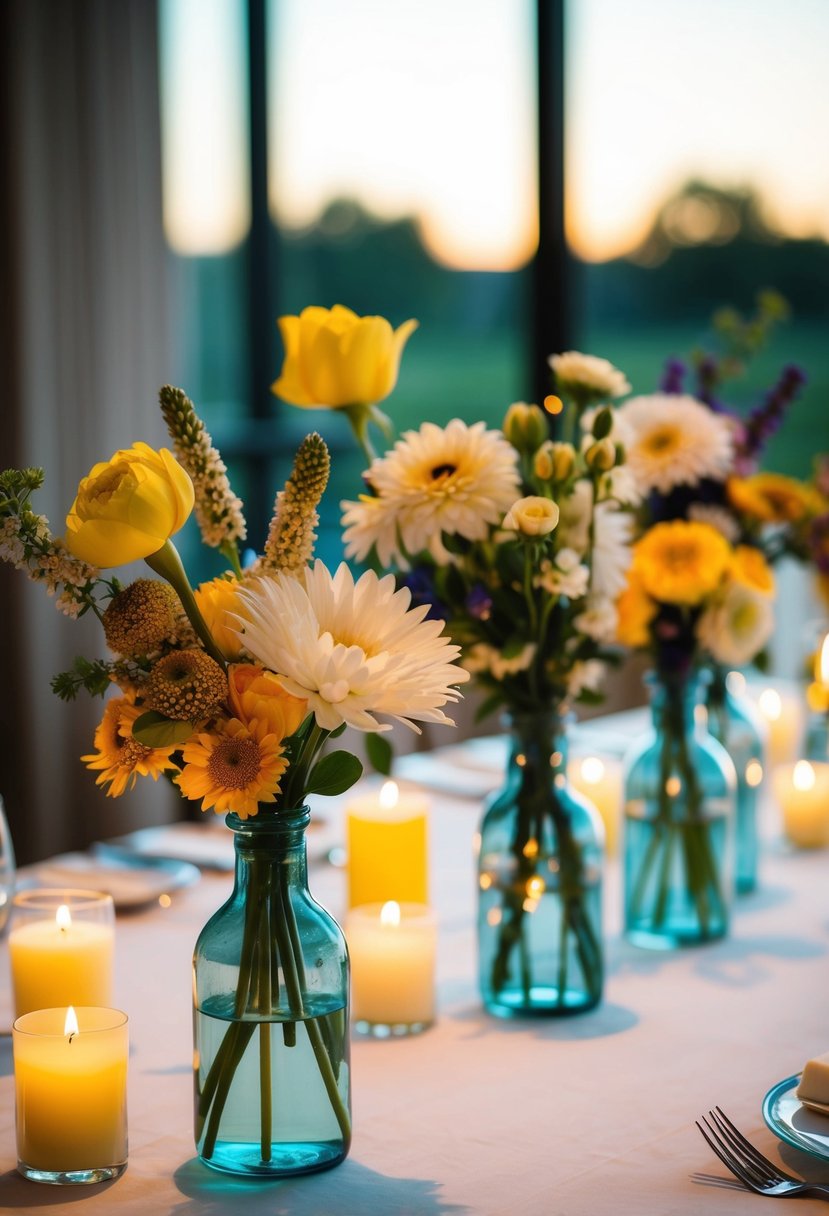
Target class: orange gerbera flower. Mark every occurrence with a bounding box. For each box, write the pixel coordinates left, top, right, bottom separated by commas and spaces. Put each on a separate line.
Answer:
176, 718, 288, 819
82, 696, 180, 797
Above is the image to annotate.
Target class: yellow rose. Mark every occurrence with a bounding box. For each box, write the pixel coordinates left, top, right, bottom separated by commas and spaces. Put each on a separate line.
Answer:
65, 443, 194, 568
195, 576, 247, 661
228, 664, 308, 741
502, 496, 560, 537
272, 304, 418, 408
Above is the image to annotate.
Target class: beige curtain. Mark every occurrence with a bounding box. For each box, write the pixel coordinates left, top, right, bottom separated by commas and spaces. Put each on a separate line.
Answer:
0, 0, 179, 864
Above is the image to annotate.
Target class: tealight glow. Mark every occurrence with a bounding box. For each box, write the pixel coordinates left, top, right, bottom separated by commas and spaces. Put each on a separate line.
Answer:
567, 754, 622, 854
346, 900, 437, 1033
773, 759, 829, 848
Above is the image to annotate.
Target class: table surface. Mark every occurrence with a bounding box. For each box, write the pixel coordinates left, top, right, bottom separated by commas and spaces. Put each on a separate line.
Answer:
2, 727, 829, 1216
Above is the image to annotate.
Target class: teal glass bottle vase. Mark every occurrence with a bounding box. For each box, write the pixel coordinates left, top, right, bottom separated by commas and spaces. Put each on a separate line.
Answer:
477, 709, 604, 1017
706, 666, 766, 894
623, 670, 737, 949
193, 808, 351, 1177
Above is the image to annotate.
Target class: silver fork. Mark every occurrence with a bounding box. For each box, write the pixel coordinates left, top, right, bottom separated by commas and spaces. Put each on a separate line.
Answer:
696, 1107, 829, 1200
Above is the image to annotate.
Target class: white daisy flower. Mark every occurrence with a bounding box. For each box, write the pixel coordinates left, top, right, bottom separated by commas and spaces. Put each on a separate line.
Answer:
234, 561, 469, 734
548, 352, 630, 401
617, 394, 734, 495
341, 419, 520, 567
697, 581, 774, 667
534, 549, 590, 599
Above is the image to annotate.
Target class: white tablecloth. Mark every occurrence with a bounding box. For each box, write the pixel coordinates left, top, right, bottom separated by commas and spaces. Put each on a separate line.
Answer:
2, 742, 829, 1215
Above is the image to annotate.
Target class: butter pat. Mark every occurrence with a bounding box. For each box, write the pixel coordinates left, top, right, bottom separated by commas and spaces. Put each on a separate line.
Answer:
797, 1051, 829, 1113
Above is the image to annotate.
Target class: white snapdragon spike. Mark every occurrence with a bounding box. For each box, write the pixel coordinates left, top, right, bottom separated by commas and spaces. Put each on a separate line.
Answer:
235, 561, 469, 734
697, 581, 775, 667
341, 419, 520, 567
548, 352, 631, 400
616, 394, 734, 495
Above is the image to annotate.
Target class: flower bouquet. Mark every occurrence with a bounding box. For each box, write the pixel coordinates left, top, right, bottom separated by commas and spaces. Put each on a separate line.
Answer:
0, 386, 469, 1175
613, 295, 817, 937
273, 309, 637, 1016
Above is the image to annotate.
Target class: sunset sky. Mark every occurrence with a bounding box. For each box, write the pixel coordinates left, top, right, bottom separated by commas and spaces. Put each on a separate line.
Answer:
160, 0, 829, 266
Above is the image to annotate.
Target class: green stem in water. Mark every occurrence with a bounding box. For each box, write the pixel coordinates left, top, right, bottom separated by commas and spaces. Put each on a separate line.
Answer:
144, 539, 227, 668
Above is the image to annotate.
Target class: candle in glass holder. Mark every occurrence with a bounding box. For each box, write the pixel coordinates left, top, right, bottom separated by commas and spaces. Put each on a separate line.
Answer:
753, 686, 804, 767
13, 1005, 128, 1184
346, 780, 429, 907
772, 759, 829, 848
9, 889, 115, 1017
347, 900, 436, 1035
567, 754, 622, 854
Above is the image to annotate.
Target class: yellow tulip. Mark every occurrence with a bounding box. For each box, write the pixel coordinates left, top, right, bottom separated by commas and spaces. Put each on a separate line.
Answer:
65, 443, 194, 568
272, 304, 418, 408
228, 663, 308, 741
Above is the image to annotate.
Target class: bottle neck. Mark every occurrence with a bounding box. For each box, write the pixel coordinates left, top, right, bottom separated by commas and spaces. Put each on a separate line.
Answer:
648, 669, 707, 738
227, 807, 310, 893
506, 709, 569, 777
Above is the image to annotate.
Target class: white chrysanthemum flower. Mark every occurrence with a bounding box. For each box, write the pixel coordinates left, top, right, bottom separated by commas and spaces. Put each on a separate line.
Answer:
235, 561, 469, 733
342, 419, 520, 567
463, 642, 537, 681
697, 581, 774, 667
592, 503, 633, 600
340, 494, 404, 568
549, 352, 630, 401
574, 596, 618, 643
617, 394, 734, 495
687, 502, 741, 543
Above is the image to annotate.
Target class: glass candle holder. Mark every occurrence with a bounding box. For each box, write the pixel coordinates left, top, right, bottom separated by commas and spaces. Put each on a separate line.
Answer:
13, 1005, 128, 1184
9, 889, 115, 1017
346, 901, 436, 1036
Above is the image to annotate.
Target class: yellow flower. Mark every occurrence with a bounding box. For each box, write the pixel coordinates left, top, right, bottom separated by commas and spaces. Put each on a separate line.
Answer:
729, 545, 775, 596
176, 717, 288, 818
195, 575, 247, 660
228, 664, 308, 739
615, 570, 656, 647
272, 304, 418, 408
82, 696, 180, 797
65, 442, 194, 567
502, 495, 560, 537
633, 520, 731, 607
727, 473, 823, 524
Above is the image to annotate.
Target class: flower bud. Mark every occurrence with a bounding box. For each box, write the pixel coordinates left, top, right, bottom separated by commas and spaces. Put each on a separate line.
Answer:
585, 437, 616, 472
533, 441, 554, 481
502, 495, 560, 537
550, 441, 577, 481
503, 401, 549, 454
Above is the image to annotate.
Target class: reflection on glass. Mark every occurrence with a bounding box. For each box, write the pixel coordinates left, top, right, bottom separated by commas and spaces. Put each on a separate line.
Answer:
0, 795, 15, 936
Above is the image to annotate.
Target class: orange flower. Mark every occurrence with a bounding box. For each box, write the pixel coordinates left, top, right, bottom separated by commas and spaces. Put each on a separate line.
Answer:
228, 663, 308, 740
176, 717, 288, 818
82, 696, 180, 797
730, 545, 775, 596
194, 575, 247, 661
727, 474, 823, 524
615, 571, 656, 648
632, 521, 730, 607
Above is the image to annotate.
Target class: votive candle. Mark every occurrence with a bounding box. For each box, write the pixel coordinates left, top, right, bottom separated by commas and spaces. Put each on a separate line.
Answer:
346, 781, 429, 907
347, 900, 436, 1034
772, 759, 829, 848
13, 1005, 128, 1184
9, 889, 115, 1017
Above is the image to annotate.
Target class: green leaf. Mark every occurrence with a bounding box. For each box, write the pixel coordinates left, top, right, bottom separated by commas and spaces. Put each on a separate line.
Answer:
132, 710, 196, 748
365, 732, 394, 776
306, 750, 363, 797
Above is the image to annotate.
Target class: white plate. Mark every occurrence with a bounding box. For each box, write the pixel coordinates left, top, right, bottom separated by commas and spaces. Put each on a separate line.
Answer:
34, 852, 200, 911
763, 1074, 829, 1160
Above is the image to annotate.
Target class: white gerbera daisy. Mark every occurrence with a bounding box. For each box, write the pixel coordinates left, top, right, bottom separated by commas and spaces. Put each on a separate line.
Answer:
342, 419, 520, 566
548, 352, 630, 402
234, 561, 469, 733
697, 581, 774, 667
617, 394, 734, 495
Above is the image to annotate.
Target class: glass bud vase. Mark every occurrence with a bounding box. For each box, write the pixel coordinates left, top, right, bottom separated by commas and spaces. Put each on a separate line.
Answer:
705, 667, 766, 895
193, 808, 351, 1177
623, 670, 736, 949
477, 710, 604, 1017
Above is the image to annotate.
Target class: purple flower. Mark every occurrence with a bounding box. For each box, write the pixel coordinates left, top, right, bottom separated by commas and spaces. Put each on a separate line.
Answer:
401, 568, 447, 621
465, 583, 493, 622
740, 364, 807, 464
659, 358, 687, 395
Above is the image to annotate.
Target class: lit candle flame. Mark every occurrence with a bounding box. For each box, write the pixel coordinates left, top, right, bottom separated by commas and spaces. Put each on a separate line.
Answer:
64, 1005, 79, 1040
793, 760, 816, 792
758, 688, 782, 722
56, 904, 72, 932
380, 900, 401, 927
379, 780, 399, 810
580, 756, 605, 785
818, 635, 829, 688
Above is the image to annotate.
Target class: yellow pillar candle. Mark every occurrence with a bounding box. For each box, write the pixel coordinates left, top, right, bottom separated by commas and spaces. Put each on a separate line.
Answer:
346, 780, 429, 908
9, 891, 115, 1017
567, 754, 622, 854
773, 759, 829, 848
13, 1005, 128, 1184
752, 685, 805, 767
346, 901, 436, 1034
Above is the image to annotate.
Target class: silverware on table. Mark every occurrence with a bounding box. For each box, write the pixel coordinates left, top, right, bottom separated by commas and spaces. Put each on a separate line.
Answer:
696, 1106, 829, 1199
